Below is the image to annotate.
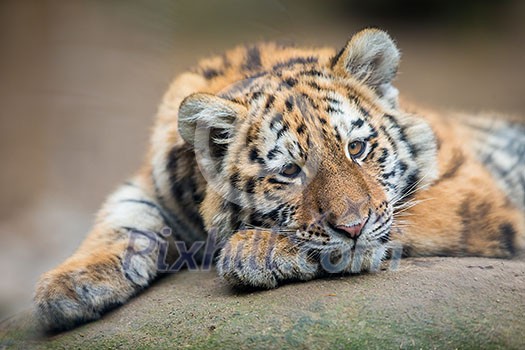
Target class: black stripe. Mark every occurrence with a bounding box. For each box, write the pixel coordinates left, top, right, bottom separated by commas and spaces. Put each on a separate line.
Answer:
435, 150, 465, 184
121, 226, 160, 242
364, 126, 379, 141
379, 179, 396, 190
399, 171, 420, 201
227, 200, 243, 231
382, 169, 396, 180
243, 46, 262, 71
230, 172, 241, 189
249, 147, 265, 164
251, 91, 263, 101
262, 203, 287, 223
285, 97, 294, 112
333, 126, 341, 142
351, 118, 364, 128
330, 46, 345, 68
306, 81, 321, 90
296, 141, 306, 159
119, 199, 179, 237
202, 68, 221, 80
359, 106, 370, 117
267, 146, 280, 160
276, 123, 289, 139
264, 95, 276, 111
272, 56, 318, 70
379, 125, 398, 153
284, 77, 298, 87
301, 68, 324, 77
376, 148, 390, 165
384, 115, 418, 156
245, 178, 256, 194
396, 161, 408, 176
269, 113, 283, 130
248, 212, 265, 228
499, 223, 517, 256
326, 97, 339, 105
268, 177, 292, 185
326, 106, 343, 115
365, 141, 379, 161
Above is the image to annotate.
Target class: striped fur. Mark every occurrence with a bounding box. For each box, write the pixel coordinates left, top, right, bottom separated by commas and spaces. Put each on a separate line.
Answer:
34, 29, 525, 331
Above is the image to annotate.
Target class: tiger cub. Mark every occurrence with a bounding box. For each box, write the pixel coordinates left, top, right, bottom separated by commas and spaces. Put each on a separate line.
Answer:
34, 29, 525, 331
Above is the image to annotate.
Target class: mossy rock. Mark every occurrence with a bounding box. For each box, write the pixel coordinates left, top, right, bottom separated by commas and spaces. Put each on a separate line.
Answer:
1, 257, 524, 349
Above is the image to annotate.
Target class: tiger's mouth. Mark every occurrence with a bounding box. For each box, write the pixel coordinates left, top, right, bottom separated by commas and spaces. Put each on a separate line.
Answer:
263, 205, 393, 250
323, 210, 392, 246
363, 213, 394, 244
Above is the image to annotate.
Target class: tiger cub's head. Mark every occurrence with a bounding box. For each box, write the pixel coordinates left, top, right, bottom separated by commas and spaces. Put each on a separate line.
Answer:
178, 29, 438, 253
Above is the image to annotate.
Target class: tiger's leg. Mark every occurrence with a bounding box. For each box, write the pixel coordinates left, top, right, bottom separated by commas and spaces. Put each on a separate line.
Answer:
217, 230, 323, 289
33, 71, 210, 332
391, 180, 525, 258
34, 172, 179, 331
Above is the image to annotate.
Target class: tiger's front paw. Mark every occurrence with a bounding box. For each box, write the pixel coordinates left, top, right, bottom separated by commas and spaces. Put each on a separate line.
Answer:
217, 245, 279, 289
34, 254, 137, 332
217, 230, 320, 289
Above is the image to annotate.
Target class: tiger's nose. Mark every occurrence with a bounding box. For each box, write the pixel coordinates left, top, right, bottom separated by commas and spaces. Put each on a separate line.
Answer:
336, 222, 364, 239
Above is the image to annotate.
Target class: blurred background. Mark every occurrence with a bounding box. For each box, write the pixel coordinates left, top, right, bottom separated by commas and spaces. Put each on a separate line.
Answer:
0, 0, 524, 318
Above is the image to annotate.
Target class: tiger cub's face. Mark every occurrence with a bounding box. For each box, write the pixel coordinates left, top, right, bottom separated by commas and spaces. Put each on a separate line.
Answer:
179, 29, 438, 252
225, 90, 394, 252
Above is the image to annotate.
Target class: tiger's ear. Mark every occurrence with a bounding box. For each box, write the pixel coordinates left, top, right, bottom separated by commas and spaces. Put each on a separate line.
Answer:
178, 93, 246, 147
332, 29, 400, 106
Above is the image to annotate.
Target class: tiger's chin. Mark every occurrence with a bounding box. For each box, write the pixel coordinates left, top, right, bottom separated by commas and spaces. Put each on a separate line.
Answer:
315, 238, 390, 275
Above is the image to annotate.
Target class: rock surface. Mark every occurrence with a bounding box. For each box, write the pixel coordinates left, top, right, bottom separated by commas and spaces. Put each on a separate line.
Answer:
1, 257, 524, 349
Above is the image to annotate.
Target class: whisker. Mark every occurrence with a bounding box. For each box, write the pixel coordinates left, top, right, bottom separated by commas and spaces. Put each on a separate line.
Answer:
393, 213, 414, 218
394, 197, 435, 213
391, 167, 436, 205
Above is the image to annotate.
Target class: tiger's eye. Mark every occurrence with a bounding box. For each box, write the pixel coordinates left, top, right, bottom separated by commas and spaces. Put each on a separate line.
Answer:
347, 140, 366, 159
280, 163, 301, 177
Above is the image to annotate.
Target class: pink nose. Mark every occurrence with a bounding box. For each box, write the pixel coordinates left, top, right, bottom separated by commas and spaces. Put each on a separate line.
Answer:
336, 223, 363, 239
